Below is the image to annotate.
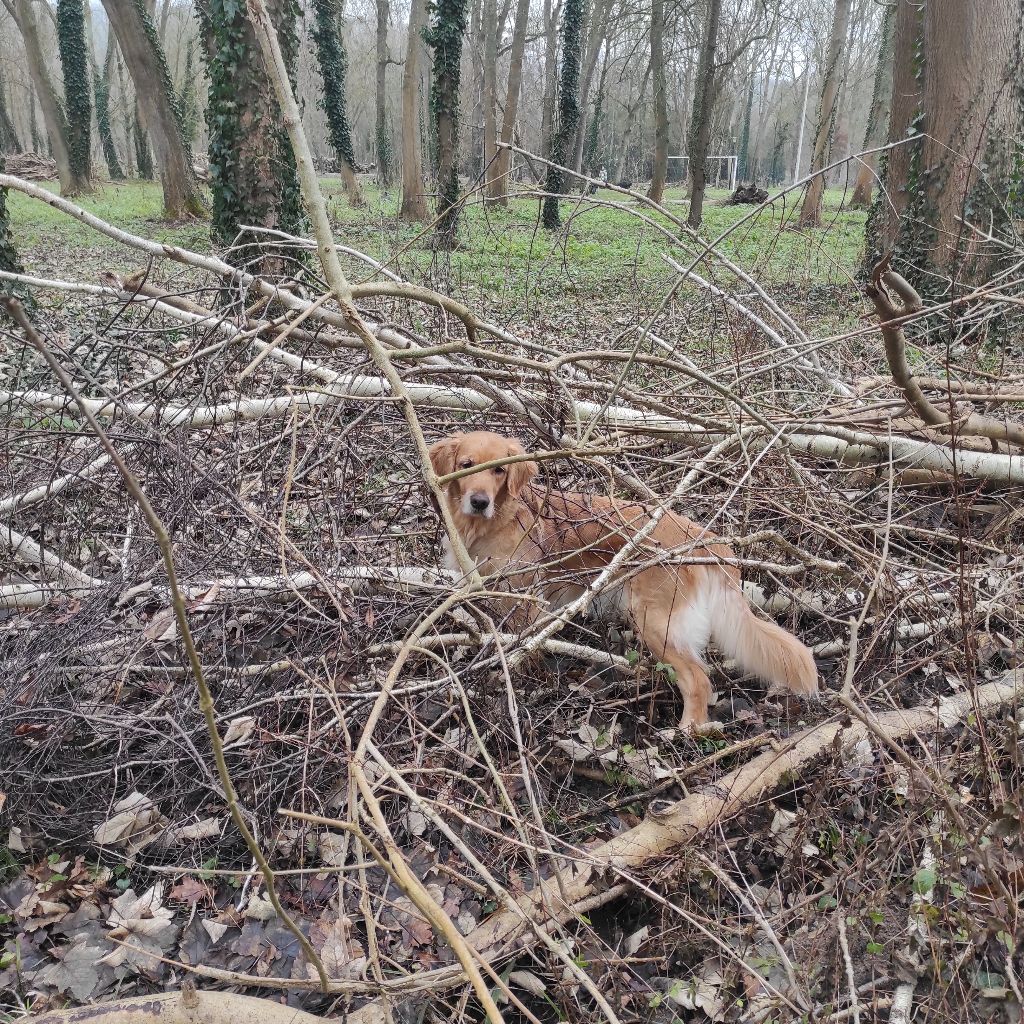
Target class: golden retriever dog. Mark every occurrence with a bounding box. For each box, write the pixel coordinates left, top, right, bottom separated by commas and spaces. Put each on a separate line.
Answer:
429, 430, 818, 732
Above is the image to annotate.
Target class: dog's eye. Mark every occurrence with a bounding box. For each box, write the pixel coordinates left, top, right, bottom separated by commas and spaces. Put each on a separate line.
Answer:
494, 466, 506, 475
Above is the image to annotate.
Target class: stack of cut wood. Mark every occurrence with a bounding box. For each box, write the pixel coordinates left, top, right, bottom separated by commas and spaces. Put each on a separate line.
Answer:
4, 151, 57, 181
726, 182, 769, 204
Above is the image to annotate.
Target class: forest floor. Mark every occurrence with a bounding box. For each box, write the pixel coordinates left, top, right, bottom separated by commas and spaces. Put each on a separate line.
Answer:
2, 174, 1022, 1024
6, 176, 868, 339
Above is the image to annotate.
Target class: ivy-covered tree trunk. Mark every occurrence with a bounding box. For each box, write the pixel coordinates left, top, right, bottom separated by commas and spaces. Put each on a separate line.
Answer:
310, 0, 364, 206
848, 1, 895, 209
426, 0, 469, 245
13, 0, 75, 194
797, 0, 851, 228
686, 0, 722, 228
541, 0, 584, 229
56, 0, 93, 193
197, 0, 305, 254
399, 0, 428, 220
490, 0, 530, 204
870, 0, 1022, 294
647, 0, 668, 203
375, 0, 395, 187
133, 110, 155, 180
94, 31, 125, 180
102, 0, 203, 217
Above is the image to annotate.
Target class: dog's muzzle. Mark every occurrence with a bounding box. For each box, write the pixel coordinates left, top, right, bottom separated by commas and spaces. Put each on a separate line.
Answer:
467, 493, 491, 515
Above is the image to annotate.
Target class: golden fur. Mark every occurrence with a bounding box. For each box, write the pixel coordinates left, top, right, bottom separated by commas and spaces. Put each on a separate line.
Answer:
429, 430, 818, 731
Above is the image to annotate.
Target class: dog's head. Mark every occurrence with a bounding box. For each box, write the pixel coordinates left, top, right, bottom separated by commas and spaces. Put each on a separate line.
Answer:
428, 431, 538, 519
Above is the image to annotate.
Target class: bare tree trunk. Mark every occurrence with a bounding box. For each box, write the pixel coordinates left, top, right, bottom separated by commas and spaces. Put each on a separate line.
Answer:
375, 0, 394, 186
569, 0, 610, 181
0, 84, 20, 154
849, 2, 895, 209
647, 0, 668, 202
873, 0, 1021, 291
399, 0, 428, 219
101, 0, 203, 217
686, 0, 722, 228
540, 0, 562, 157
481, 0, 499, 196
490, 0, 530, 202
11, 0, 74, 194
797, 0, 851, 228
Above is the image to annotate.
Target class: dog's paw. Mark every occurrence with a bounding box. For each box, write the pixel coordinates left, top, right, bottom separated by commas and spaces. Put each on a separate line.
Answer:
679, 716, 725, 739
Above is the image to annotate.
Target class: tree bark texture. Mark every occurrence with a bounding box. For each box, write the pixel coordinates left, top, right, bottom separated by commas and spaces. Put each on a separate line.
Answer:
481, 0, 499, 196
101, 0, 202, 216
540, 0, 561, 158
196, 0, 304, 249
490, 0, 531, 202
686, 0, 722, 228
93, 28, 125, 180
570, 0, 610, 181
56, 0, 93, 193
0, 85, 21, 154
798, 0, 852, 228
375, 0, 394, 186
542, 0, 584, 228
849, 0, 895, 208
399, 0, 428, 219
870, 0, 1022, 294
310, 0, 364, 205
647, 0, 668, 203
427, 0, 469, 244
13, 0, 74, 194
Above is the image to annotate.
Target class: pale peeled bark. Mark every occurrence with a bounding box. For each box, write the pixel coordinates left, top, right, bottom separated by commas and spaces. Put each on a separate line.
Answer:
25, 988, 326, 1024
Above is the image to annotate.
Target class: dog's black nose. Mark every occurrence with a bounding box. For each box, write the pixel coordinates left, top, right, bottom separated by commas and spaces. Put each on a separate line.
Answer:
470, 494, 490, 512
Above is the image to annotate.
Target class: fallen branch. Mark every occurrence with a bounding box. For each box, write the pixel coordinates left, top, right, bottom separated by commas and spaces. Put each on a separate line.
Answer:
868, 261, 1024, 448
25, 988, 326, 1024
345, 670, 1020, 1022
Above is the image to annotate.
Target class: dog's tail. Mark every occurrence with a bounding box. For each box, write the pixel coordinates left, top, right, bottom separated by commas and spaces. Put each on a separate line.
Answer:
709, 579, 818, 695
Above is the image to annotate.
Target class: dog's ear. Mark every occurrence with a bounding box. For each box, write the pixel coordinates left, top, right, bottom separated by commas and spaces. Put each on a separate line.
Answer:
428, 434, 463, 479
505, 440, 538, 498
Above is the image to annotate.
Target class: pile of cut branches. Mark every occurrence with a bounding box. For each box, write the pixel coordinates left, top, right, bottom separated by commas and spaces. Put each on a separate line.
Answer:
1, 146, 1023, 1024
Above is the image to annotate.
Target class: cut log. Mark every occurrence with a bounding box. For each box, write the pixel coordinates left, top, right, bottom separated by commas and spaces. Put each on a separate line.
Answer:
25, 988, 326, 1024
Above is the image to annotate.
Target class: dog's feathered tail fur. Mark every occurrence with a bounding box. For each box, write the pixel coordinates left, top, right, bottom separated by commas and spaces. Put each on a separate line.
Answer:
707, 578, 818, 694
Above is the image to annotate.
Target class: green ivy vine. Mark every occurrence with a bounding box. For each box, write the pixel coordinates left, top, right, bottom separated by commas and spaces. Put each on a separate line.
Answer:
542, 0, 584, 229
56, 0, 92, 190
310, 0, 358, 173
198, 0, 304, 250
426, 0, 468, 243
93, 67, 125, 180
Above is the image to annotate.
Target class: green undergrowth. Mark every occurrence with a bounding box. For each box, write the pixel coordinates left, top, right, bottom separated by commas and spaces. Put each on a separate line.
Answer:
7, 178, 866, 334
